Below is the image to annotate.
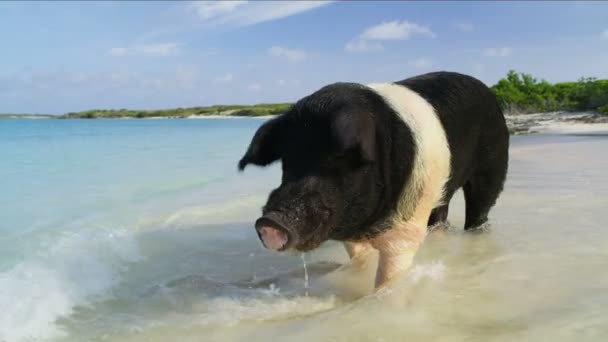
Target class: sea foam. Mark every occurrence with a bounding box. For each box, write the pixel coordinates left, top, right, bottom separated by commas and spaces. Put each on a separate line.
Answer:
0, 227, 142, 342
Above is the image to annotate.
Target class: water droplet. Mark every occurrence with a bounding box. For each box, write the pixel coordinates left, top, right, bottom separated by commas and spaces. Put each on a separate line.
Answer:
301, 253, 309, 296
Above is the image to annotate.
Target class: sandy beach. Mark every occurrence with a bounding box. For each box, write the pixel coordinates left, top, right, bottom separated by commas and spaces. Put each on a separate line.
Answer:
505, 112, 608, 135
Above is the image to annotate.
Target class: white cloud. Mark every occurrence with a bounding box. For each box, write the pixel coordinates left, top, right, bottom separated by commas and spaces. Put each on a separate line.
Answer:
602, 30, 608, 39
268, 46, 307, 62
482, 47, 512, 57
214, 73, 234, 83
247, 83, 261, 91
190, 1, 332, 28
361, 21, 435, 40
346, 20, 435, 52
454, 21, 474, 32
408, 58, 432, 69
10, 65, 204, 94
192, 1, 248, 19
107, 43, 182, 57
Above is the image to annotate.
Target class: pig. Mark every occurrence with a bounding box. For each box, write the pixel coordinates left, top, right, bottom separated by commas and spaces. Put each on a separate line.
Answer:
238, 71, 509, 289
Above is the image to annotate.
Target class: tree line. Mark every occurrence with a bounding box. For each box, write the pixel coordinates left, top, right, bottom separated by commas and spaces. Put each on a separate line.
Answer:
491, 70, 608, 115
60, 103, 292, 119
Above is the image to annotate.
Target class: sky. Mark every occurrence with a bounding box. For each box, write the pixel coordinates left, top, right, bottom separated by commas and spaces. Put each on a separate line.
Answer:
1, 1, 607, 114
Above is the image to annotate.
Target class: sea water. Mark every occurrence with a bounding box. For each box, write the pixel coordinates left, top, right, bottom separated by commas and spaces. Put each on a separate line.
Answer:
1, 118, 607, 342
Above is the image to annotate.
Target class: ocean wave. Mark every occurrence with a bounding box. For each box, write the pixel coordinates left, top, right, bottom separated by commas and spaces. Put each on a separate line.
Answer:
0, 227, 143, 342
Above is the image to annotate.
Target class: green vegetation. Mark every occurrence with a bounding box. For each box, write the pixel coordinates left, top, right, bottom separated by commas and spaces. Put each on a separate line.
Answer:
60, 103, 293, 119
491, 70, 608, 115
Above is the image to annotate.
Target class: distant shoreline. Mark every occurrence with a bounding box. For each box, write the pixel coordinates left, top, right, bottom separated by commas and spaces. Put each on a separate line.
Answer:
0, 114, 274, 120
0, 114, 54, 119
3, 111, 608, 136
185, 114, 275, 119
1, 103, 291, 120
58, 103, 293, 119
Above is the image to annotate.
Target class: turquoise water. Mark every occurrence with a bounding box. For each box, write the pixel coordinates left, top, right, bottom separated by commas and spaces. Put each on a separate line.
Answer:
1, 118, 285, 341
1, 119, 277, 261
1, 119, 608, 342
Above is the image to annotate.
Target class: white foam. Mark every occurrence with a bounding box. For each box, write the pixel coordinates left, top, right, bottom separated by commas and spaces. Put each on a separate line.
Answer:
0, 263, 73, 341
0, 227, 143, 342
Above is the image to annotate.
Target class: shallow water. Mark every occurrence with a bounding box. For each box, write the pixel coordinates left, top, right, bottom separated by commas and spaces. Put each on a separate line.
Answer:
1, 119, 607, 342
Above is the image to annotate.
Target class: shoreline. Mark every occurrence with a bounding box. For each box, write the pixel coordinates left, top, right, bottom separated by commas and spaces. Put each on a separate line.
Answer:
185, 114, 274, 119
505, 111, 608, 135
137, 115, 274, 119
3, 111, 608, 135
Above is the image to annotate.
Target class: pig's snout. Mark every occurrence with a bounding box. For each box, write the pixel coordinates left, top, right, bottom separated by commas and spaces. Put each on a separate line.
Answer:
255, 215, 295, 251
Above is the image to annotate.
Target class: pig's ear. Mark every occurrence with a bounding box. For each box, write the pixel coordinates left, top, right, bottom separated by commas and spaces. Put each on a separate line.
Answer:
238, 116, 287, 171
331, 111, 376, 163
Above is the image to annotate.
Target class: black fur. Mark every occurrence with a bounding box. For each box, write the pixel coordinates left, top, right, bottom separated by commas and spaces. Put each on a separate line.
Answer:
239, 71, 509, 251
399, 72, 509, 228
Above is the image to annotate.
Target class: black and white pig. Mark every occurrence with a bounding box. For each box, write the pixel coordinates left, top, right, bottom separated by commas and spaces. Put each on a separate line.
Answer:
238, 71, 509, 289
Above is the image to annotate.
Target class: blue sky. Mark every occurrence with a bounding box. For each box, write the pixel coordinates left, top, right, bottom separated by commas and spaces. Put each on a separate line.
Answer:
1, 1, 607, 114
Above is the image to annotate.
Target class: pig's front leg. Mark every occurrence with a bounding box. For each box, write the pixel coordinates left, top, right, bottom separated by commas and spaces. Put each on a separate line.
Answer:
370, 221, 427, 289
343, 241, 375, 271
